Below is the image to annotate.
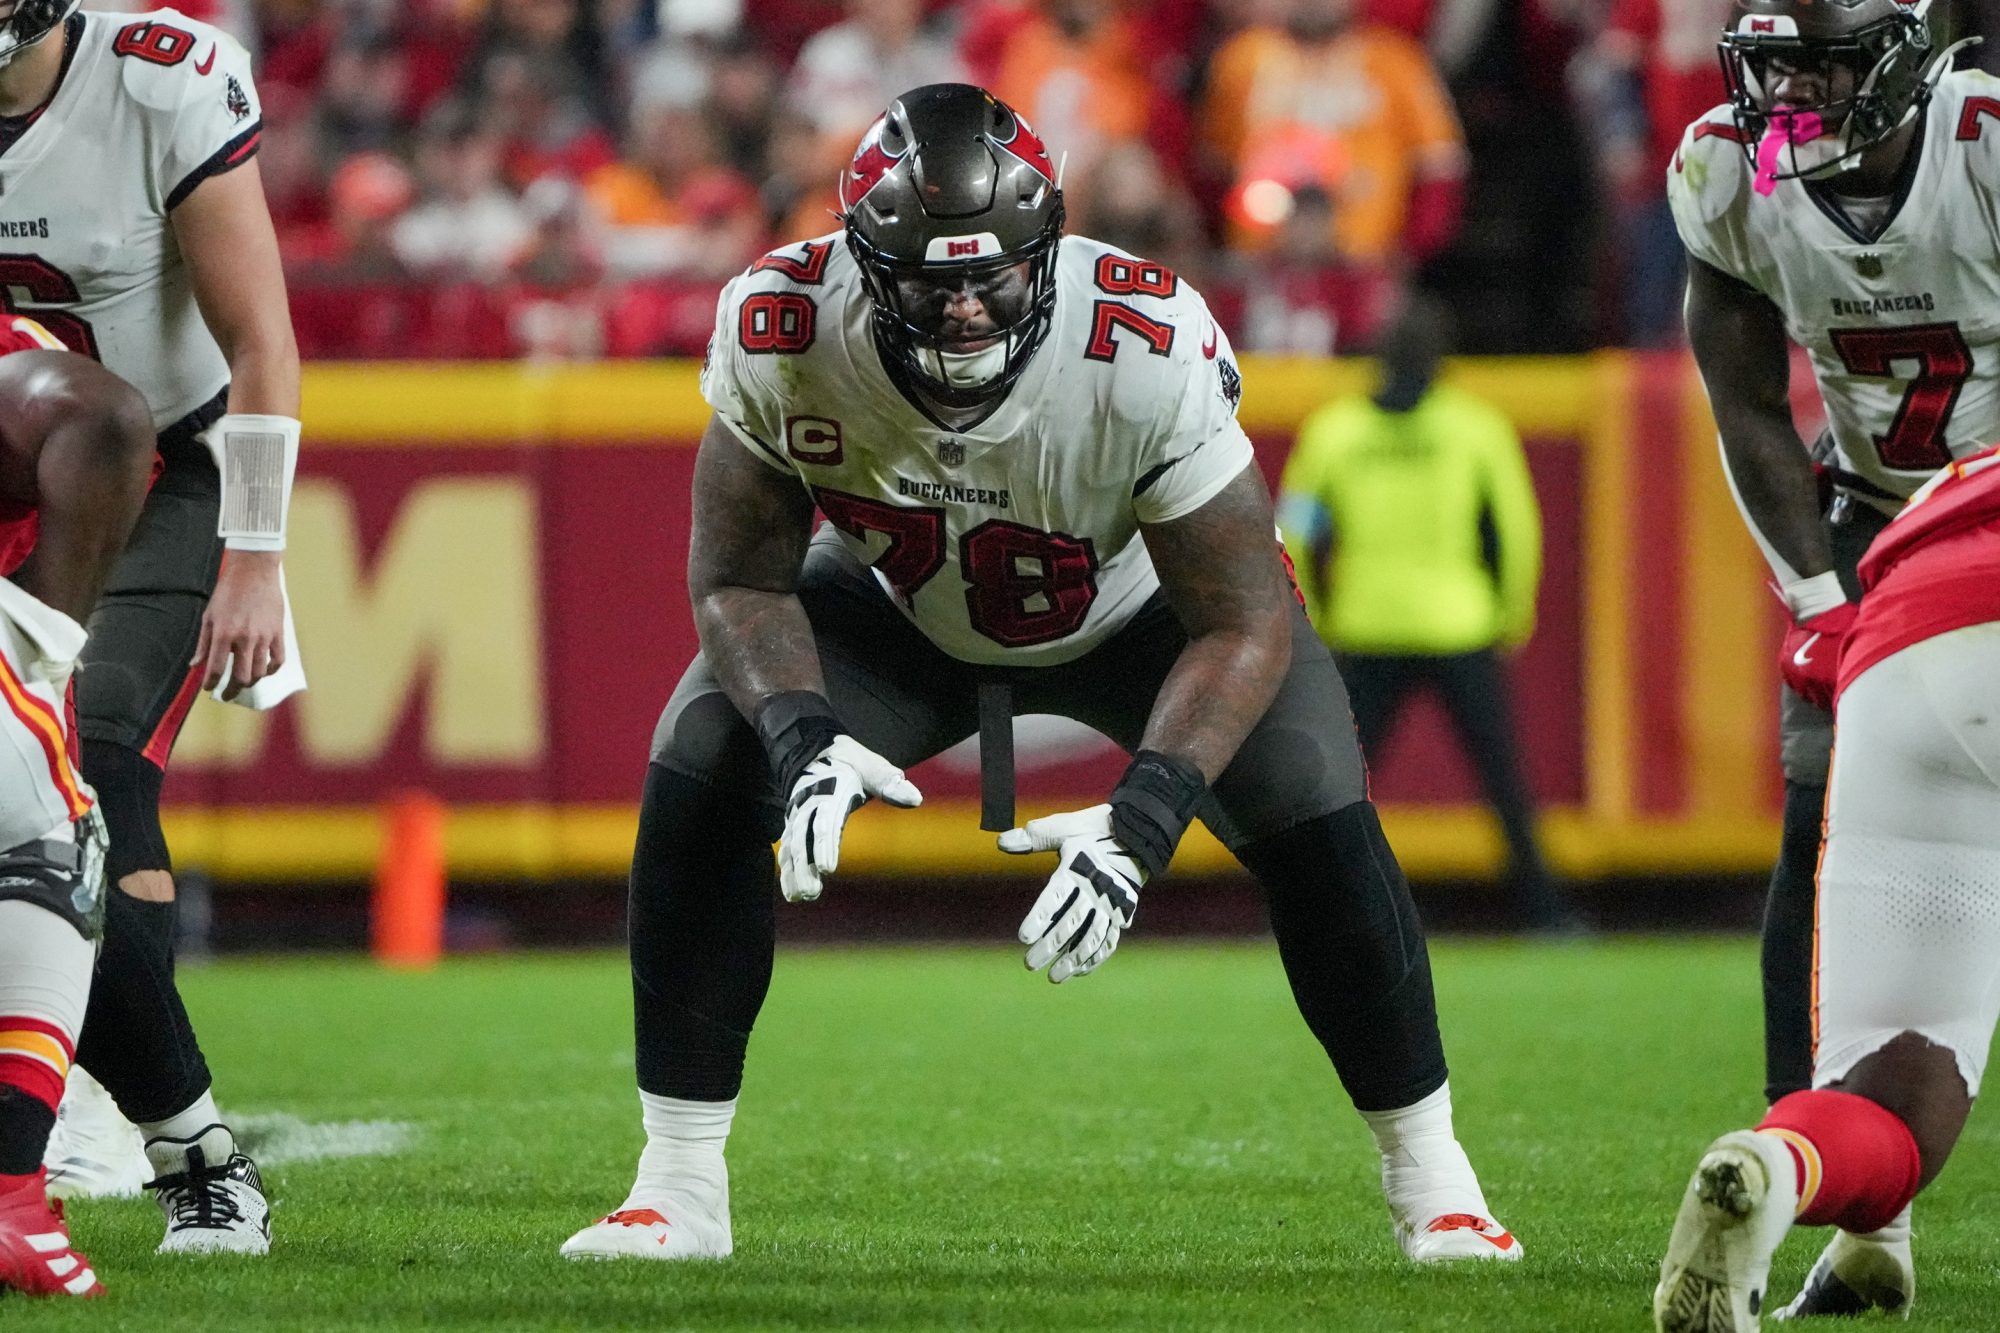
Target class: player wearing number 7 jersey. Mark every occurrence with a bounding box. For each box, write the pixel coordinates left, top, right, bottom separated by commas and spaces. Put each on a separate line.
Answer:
0, 3, 302, 1256
1667, 0, 1993, 1317
562, 83, 1517, 1266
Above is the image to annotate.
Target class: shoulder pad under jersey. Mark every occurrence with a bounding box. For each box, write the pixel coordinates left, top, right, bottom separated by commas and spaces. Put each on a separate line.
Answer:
1668, 107, 1752, 228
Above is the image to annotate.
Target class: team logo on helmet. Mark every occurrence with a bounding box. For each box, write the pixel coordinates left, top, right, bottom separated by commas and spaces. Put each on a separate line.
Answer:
992, 112, 1056, 186
840, 113, 911, 210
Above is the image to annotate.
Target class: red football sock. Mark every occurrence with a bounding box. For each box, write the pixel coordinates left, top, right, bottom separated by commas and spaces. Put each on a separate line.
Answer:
0, 1016, 72, 1112
1757, 1090, 1921, 1233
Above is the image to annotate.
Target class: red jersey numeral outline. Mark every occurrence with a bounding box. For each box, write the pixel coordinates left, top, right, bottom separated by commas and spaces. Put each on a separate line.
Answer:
1093, 254, 1178, 299
749, 240, 834, 285
113, 20, 197, 66
0, 257, 98, 358
1957, 97, 2000, 142
1085, 302, 1175, 362
811, 487, 1103, 648
739, 292, 816, 354
1827, 322, 1973, 472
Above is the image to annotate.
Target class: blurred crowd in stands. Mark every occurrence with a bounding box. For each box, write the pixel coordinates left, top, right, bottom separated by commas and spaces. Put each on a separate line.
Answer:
159, 0, 2000, 361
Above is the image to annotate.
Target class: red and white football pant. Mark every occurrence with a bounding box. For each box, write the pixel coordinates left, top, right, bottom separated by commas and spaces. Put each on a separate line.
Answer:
0, 579, 93, 1115
1817, 621, 2000, 1096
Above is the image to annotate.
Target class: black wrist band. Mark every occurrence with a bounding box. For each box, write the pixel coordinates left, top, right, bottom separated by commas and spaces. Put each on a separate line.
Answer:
1108, 749, 1207, 880
754, 691, 845, 796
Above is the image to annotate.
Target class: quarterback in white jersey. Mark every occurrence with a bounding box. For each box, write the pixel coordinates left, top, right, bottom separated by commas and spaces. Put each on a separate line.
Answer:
0, 2, 301, 1256
1659, 0, 1983, 1325
564, 84, 1519, 1267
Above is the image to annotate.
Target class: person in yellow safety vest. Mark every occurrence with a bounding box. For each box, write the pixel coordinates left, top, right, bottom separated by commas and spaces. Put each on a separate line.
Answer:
1277, 294, 1582, 933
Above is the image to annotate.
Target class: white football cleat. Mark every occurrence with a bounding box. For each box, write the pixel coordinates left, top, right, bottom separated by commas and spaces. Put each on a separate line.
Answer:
1772, 1226, 1915, 1320
1378, 1129, 1520, 1263
1399, 1210, 1522, 1262
1655, 1130, 1800, 1333
43, 1070, 149, 1201
560, 1187, 731, 1261
144, 1124, 271, 1255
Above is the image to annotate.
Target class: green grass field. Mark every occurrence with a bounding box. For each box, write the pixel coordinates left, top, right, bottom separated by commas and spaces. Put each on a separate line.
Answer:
10, 937, 1998, 1330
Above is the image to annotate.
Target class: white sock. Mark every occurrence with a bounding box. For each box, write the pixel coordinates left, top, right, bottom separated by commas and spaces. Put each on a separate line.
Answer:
140, 1088, 222, 1145
1357, 1081, 1489, 1221
627, 1092, 733, 1207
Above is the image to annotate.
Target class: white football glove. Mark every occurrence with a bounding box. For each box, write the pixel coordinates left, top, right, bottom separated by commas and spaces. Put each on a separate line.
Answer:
999, 804, 1144, 983
779, 734, 922, 902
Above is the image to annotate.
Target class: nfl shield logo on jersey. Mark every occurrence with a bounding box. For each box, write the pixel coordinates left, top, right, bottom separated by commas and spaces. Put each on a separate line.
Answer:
937, 437, 966, 467
1853, 253, 1885, 279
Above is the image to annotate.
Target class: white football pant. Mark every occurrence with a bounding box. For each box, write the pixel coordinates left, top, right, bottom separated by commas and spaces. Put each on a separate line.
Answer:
1817, 621, 2000, 1097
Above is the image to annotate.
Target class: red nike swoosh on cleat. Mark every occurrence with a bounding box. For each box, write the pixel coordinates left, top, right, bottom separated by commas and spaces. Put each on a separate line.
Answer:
599, 1208, 670, 1229
196, 45, 216, 76
1425, 1213, 1516, 1251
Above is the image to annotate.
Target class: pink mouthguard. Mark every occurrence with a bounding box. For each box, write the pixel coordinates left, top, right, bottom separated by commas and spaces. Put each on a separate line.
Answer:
1754, 107, 1825, 196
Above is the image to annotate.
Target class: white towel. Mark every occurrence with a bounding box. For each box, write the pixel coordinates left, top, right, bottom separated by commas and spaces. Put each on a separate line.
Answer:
211, 566, 307, 709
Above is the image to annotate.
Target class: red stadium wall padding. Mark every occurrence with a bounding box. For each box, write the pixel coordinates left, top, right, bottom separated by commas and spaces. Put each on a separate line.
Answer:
157, 356, 1783, 881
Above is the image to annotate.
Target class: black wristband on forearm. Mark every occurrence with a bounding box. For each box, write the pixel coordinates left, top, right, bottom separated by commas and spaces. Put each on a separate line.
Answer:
754, 691, 846, 796
1109, 749, 1208, 880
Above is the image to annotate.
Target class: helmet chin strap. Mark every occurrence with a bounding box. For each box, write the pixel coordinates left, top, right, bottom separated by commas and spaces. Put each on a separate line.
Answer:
919, 341, 1009, 392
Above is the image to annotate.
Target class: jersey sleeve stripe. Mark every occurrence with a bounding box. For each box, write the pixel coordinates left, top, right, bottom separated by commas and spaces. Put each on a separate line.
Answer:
1133, 443, 1207, 499
165, 120, 263, 212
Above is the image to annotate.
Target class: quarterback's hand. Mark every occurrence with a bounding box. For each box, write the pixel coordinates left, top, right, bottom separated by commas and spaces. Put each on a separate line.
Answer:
778, 735, 922, 903
1779, 601, 1857, 712
194, 551, 286, 695
1000, 805, 1143, 983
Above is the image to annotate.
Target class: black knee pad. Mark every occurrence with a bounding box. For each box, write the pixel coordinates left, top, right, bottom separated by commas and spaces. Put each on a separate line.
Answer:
80, 740, 170, 884
1237, 801, 1447, 1112
653, 692, 783, 842
0, 830, 102, 940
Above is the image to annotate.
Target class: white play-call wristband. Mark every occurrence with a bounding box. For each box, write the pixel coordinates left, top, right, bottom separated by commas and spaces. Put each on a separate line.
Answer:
1780, 569, 1847, 621
206, 414, 301, 552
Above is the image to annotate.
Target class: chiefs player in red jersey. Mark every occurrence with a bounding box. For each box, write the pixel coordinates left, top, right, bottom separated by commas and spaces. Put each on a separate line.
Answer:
0, 317, 156, 1297
1655, 445, 2000, 1330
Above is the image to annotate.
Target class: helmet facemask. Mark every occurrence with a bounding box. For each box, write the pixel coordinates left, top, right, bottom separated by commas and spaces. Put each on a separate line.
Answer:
846, 218, 1062, 411
0, 0, 76, 70
1720, 7, 1956, 183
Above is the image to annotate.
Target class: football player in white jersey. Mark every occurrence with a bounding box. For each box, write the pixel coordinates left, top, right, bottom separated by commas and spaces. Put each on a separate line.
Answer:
1664, 0, 1989, 1319
561, 84, 1519, 1266
0, 3, 301, 1255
